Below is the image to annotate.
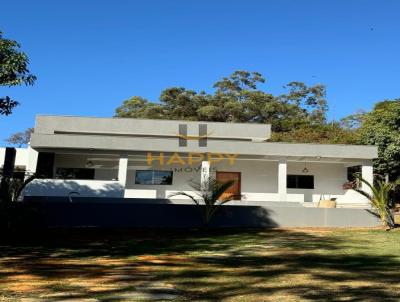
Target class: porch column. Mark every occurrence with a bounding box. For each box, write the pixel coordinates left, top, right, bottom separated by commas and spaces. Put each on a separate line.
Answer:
118, 155, 128, 187
201, 160, 210, 191
361, 160, 374, 196
278, 159, 287, 201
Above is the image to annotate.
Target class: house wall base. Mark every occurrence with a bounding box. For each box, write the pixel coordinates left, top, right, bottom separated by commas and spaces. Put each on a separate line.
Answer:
24, 197, 380, 228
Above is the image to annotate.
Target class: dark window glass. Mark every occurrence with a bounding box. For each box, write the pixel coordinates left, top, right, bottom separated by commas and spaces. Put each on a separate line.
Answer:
287, 175, 314, 189
56, 168, 95, 180
298, 175, 314, 189
135, 170, 153, 185
12, 171, 26, 180
287, 175, 297, 188
135, 170, 173, 185
37, 152, 55, 178
347, 166, 361, 182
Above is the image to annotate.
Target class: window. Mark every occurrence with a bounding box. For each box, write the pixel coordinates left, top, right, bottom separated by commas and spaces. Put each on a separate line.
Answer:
135, 170, 173, 185
56, 168, 95, 180
287, 175, 314, 189
347, 165, 361, 182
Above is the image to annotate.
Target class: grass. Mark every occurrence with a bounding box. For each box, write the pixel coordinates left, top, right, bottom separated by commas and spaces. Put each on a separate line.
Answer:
394, 213, 400, 224
0, 228, 400, 301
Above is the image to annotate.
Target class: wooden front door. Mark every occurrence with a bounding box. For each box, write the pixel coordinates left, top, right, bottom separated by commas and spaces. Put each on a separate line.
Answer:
216, 172, 241, 200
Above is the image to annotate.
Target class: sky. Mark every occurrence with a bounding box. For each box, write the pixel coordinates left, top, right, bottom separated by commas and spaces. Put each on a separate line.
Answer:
1, 0, 400, 145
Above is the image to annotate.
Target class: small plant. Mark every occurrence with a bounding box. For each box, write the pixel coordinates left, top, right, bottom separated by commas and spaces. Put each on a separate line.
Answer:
343, 180, 357, 190
169, 176, 240, 226
355, 176, 400, 229
0, 173, 39, 230
0, 173, 36, 203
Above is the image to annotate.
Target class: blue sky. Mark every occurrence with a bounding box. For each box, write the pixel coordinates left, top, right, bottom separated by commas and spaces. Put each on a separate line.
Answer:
1, 0, 399, 145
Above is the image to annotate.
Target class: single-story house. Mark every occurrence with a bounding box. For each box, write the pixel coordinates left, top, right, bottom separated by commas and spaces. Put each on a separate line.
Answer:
1, 115, 377, 208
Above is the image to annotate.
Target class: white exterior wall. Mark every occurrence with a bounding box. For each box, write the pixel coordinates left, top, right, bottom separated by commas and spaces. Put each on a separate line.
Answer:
25, 147, 38, 174
286, 162, 347, 203
24, 179, 124, 197
124, 160, 350, 204
215, 159, 279, 202
125, 161, 201, 199
20, 152, 369, 205
124, 159, 279, 202
0, 148, 29, 168
24, 153, 122, 197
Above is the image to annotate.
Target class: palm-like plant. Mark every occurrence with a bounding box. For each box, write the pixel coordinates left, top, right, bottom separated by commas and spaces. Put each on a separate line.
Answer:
355, 176, 400, 229
0, 173, 36, 203
0, 173, 38, 229
169, 177, 239, 226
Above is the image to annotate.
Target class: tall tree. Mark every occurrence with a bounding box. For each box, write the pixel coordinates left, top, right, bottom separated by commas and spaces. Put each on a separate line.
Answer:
5, 127, 33, 147
0, 31, 36, 115
115, 70, 329, 133
213, 70, 265, 94
279, 82, 328, 126
357, 100, 400, 180
340, 110, 366, 130
115, 96, 163, 119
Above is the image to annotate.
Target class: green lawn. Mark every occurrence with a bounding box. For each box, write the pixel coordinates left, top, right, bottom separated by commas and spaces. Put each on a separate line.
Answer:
0, 228, 399, 301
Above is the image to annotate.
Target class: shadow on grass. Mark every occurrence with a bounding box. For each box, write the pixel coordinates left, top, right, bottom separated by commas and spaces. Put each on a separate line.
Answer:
0, 229, 399, 301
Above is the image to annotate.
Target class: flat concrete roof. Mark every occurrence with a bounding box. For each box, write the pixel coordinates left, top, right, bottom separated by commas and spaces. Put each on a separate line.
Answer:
33, 115, 271, 141
30, 115, 378, 160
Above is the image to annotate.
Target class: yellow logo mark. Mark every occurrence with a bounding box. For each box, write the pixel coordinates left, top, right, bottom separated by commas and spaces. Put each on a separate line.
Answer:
147, 152, 238, 167
176, 134, 209, 141
176, 129, 214, 141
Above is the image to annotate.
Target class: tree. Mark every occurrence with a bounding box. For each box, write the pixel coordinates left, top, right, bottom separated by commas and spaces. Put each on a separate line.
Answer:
115, 70, 329, 133
271, 122, 358, 144
169, 177, 239, 226
115, 96, 164, 119
357, 100, 400, 180
278, 81, 328, 127
5, 127, 33, 147
355, 176, 400, 229
0, 31, 36, 115
340, 110, 366, 130
213, 70, 265, 94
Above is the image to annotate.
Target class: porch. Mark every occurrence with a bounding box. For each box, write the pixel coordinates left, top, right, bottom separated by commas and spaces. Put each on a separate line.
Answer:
23, 149, 373, 207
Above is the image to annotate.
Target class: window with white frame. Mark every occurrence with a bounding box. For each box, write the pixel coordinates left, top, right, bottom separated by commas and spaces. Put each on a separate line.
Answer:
135, 170, 173, 185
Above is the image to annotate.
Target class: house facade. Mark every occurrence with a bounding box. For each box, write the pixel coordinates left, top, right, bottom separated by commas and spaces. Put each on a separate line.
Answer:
4, 115, 377, 208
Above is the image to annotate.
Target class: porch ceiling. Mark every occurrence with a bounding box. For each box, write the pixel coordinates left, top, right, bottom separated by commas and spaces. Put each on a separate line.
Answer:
49, 150, 366, 166
31, 132, 377, 161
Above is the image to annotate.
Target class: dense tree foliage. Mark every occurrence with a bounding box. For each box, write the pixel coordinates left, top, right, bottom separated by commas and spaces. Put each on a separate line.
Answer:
0, 31, 36, 115
272, 122, 358, 144
116, 70, 329, 133
356, 100, 400, 179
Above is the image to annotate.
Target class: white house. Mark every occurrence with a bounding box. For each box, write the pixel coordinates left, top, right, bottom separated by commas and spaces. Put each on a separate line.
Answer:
2, 115, 377, 208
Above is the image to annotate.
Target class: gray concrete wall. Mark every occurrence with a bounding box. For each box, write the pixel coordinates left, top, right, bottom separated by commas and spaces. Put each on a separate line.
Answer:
30, 115, 377, 160
33, 115, 271, 140
24, 197, 381, 228
31, 132, 378, 160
